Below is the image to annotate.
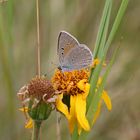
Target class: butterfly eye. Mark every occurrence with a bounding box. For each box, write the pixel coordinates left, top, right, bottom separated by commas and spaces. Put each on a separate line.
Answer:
61, 48, 64, 50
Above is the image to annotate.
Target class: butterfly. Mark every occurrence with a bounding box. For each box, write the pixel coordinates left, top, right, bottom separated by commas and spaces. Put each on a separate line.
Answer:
57, 31, 93, 71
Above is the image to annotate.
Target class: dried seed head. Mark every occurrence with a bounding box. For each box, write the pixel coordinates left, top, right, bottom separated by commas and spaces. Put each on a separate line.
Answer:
28, 76, 55, 100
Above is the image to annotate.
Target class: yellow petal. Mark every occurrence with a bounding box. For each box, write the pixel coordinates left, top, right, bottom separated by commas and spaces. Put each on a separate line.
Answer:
56, 94, 70, 120
83, 83, 90, 99
97, 77, 102, 86
77, 123, 82, 135
19, 107, 28, 112
103, 62, 107, 67
92, 58, 106, 68
102, 90, 112, 111
92, 58, 100, 68
92, 101, 102, 125
68, 118, 76, 134
25, 119, 33, 129
77, 80, 90, 99
75, 94, 90, 132
69, 95, 77, 134
77, 79, 87, 91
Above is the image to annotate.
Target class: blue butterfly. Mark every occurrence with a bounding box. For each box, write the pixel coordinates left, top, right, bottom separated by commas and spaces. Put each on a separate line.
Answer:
57, 31, 93, 71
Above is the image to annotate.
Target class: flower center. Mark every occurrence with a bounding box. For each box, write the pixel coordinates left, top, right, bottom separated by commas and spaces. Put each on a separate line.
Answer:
51, 69, 89, 96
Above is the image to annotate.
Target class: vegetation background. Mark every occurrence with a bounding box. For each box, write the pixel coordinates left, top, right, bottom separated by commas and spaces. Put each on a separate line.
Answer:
0, 0, 139, 140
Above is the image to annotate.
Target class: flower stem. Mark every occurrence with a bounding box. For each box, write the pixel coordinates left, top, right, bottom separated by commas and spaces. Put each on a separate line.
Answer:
32, 121, 42, 140
36, 0, 41, 77
56, 112, 61, 140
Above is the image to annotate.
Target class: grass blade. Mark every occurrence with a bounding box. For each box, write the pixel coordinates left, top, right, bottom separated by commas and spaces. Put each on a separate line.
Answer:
104, 0, 129, 54
93, 0, 111, 59
88, 0, 112, 109
78, 46, 119, 140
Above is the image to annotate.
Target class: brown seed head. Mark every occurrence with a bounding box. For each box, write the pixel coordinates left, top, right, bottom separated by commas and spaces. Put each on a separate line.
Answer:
28, 76, 55, 100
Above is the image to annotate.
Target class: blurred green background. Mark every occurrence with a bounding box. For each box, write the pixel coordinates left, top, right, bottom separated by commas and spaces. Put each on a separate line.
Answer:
0, 0, 140, 140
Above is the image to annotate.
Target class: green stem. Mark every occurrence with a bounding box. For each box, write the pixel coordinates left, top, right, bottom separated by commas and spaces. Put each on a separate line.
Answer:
32, 121, 42, 140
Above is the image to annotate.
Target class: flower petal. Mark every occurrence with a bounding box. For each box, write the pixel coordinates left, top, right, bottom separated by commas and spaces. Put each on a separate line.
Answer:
69, 95, 77, 133
56, 94, 70, 120
19, 107, 28, 112
77, 123, 82, 135
102, 90, 112, 111
25, 119, 33, 129
75, 94, 90, 131
77, 79, 87, 91
92, 101, 102, 125
97, 77, 102, 86
83, 83, 90, 99
77, 80, 90, 99
92, 58, 100, 68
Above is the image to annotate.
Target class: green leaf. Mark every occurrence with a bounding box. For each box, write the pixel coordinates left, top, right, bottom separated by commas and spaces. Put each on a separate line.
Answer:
93, 0, 111, 59
78, 0, 129, 139
88, 47, 119, 123
71, 125, 79, 140
88, 0, 112, 110
104, 0, 129, 54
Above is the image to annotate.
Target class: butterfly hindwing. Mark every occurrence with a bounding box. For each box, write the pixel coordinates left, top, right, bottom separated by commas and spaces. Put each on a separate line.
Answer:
62, 44, 93, 71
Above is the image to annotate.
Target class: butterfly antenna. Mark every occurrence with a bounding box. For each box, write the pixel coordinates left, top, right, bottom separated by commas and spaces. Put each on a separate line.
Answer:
51, 61, 59, 67
44, 64, 57, 77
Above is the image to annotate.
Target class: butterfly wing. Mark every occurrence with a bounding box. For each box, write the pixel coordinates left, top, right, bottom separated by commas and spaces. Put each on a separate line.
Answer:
62, 44, 93, 71
58, 31, 79, 67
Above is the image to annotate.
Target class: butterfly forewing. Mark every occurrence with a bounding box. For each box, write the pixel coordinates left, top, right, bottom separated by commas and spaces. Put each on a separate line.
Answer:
58, 31, 79, 65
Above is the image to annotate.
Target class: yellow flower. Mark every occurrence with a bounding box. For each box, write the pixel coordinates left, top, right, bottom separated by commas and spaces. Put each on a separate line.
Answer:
52, 69, 90, 134
52, 69, 112, 135
56, 80, 90, 135
52, 69, 89, 95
